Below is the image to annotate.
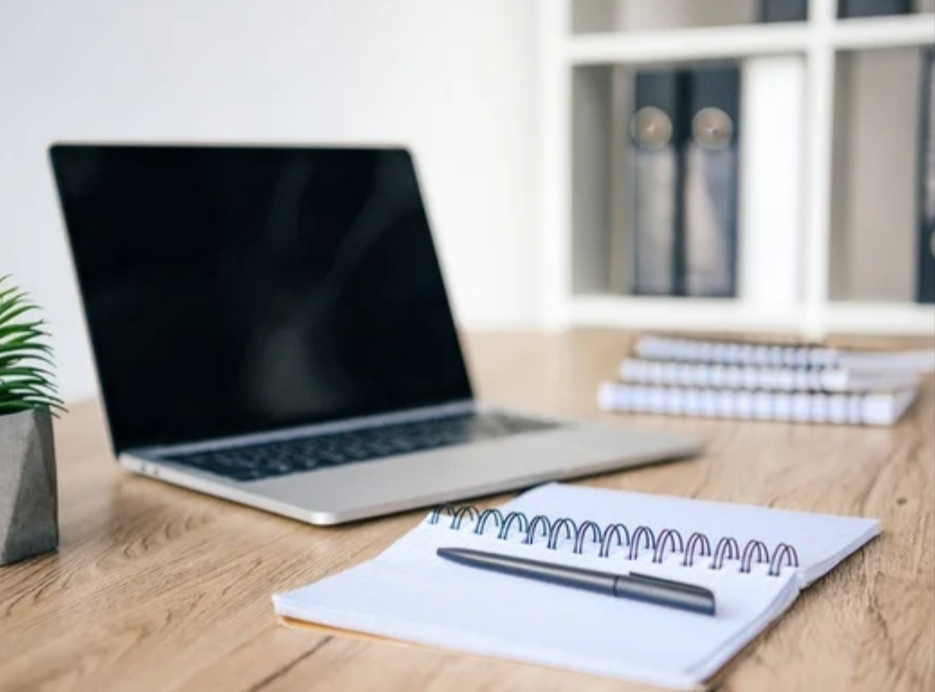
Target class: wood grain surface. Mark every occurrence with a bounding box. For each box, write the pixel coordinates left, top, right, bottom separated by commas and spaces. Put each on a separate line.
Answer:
0, 329, 932, 692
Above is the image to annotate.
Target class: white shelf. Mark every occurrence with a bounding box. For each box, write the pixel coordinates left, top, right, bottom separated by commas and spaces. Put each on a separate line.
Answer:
832, 13, 935, 50
824, 302, 935, 335
568, 296, 804, 333
566, 14, 935, 66
567, 24, 810, 65
538, 0, 935, 338
569, 296, 935, 335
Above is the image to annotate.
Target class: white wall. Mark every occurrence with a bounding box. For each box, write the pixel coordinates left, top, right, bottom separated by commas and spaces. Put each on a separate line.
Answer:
0, 0, 539, 403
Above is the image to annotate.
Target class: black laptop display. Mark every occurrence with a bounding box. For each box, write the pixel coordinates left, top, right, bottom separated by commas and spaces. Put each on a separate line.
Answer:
51, 145, 473, 452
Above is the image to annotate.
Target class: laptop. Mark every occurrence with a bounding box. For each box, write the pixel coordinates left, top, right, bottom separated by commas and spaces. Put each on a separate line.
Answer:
49, 143, 701, 525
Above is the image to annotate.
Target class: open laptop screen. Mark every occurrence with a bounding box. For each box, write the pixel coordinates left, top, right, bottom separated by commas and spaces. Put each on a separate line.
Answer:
51, 144, 474, 452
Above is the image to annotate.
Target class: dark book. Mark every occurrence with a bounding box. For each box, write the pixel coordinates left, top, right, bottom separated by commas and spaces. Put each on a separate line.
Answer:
918, 49, 935, 304
838, 0, 910, 17
628, 70, 686, 296
682, 65, 741, 298
759, 0, 808, 22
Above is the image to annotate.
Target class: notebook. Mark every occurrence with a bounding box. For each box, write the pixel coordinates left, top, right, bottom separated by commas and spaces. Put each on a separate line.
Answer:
601, 335, 934, 426
635, 334, 935, 373
598, 381, 918, 425
619, 357, 923, 393
272, 483, 880, 690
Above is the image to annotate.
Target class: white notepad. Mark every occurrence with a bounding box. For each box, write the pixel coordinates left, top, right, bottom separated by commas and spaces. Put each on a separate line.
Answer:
272, 483, 880, 690
635, 334, 935, 374
598, 381, 918, 426
619, 357, 923, 393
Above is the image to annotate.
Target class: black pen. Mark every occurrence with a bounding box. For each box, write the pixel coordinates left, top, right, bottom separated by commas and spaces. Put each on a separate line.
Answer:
437, 547, 716, 616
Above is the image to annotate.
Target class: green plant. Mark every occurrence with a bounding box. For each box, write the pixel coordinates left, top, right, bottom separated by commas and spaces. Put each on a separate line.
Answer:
0, 275, 65, 416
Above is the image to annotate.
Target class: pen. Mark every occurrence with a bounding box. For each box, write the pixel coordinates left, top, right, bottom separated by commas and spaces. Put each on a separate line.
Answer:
436, 547, 716, 616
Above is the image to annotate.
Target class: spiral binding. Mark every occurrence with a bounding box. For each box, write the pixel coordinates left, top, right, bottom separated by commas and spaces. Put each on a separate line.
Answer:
428, 504, 800, 577
598, 382, 878, 426
621, 357, 838, 393
635, 335, 836, 369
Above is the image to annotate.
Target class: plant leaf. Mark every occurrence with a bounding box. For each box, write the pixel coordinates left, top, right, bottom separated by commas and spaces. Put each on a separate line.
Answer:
0, 388, 63, 403
0, 366, 57, 380
0, 400, 66, 417
0, 338, 52, 354
0, 277, 64, 414
0, 356, 53, 370
0, 287, 27, 308
0, 322, 45, 336
0, 303, 37, 327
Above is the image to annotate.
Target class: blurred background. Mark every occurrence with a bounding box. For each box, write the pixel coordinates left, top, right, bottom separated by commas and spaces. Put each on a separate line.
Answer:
1, 0, 933, 405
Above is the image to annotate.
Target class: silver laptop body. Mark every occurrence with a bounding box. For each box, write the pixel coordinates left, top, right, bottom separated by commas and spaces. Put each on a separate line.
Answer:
51, 143, 701, 525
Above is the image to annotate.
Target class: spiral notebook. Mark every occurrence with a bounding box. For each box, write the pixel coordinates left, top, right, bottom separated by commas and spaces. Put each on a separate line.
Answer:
272, 483, 880, 690
598, 381, 918, 426
619, 357, 922, 393
635, 334, 935, 373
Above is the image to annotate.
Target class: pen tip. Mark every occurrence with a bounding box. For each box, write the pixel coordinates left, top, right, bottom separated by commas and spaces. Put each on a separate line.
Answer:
437, 548, 478, 565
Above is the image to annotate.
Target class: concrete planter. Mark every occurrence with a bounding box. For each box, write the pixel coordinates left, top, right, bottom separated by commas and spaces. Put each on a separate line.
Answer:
0, 409, 58, 565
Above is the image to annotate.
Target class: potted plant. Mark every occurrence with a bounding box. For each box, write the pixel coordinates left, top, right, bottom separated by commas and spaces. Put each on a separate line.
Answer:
0, 275, 64, 565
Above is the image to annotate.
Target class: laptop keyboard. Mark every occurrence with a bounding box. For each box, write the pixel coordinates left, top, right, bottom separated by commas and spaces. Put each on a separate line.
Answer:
160, 412, 560, 482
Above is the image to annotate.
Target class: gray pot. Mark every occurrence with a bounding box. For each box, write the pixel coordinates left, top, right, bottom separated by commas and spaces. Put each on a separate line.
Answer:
0, 409, 59, 565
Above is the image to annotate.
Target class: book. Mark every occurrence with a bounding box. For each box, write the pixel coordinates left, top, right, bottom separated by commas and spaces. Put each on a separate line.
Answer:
759, 0, 808, 22
918, 48, 935, 304
629, 69, 683, 295
272, 482, 880, 690
683, 65, 740, 297
598, 381, 918, 425
626, 65, 742, 298
838, 0, 910, 17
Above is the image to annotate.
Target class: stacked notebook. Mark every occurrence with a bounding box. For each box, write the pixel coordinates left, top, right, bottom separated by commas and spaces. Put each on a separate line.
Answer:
273, 483, 880, 690
598, 334, 935, 425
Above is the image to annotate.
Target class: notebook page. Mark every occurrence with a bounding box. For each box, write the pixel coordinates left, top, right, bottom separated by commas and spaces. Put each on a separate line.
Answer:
505, 483, 880, 586
274, 512, 800, 690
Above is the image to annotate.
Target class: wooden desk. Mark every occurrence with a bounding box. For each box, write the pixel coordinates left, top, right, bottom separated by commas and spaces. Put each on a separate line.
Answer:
1, 330, 932, 692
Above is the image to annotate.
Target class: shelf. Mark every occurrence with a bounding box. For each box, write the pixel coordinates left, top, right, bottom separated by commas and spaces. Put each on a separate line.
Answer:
567, 24, 810, 65
824, 302, 935, 334
568, 296, 935, 335
832, 13, 935, 50
564, 15, 934, 66
570, 0, 763, 35
539, 0, 935, 338
568, 296, 803, 332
